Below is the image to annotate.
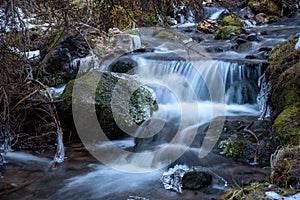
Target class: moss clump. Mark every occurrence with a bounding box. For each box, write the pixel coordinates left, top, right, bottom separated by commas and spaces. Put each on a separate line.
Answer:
270, 63, 300, 117
219, 136, 244, 159
270, 159, 300, 189
215, 25, 244, 40
266, 36, 300, 119
219, 181, 299, 200
155, 30, 177, 41
267, 36, 300, 77
273, 104, 300, 146
248, 0, 279, 15
221, 16, 243, 27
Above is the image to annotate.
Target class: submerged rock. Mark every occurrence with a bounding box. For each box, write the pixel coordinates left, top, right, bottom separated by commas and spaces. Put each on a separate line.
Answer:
182, 171, 212, 190
161, 165, 219, 193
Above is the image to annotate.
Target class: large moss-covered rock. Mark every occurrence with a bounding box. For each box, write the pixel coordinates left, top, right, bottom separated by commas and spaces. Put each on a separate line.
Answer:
58, 71, 157, 141
247, 0, 279, 16
215, 25, 244, 40
221, 16, 243, 27
273, 104, 300, 146
270, 63, 300, 119
266, 36, 300, 119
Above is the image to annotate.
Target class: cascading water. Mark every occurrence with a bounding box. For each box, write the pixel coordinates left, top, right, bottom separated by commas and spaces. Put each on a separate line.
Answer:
204, 7, 227, 21
75, 50, 261, 173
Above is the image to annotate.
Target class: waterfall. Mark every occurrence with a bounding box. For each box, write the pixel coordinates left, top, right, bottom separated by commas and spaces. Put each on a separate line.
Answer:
204, 7, 227, 21
134, 54, 262, 105
87, 51, 263, 172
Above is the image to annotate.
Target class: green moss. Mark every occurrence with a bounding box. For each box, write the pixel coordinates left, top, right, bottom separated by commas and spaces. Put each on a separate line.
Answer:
267, 36, 300, 76
219, 136, 244, 158
155, 30, 177, 41
248, 0, 279, 15
58, 71, 157, 140
270, 63, 300, 113
221, 16, 243, 27
143, 13, 158, 25
270, 159, 300, 188
273, 104, 300, 146
123, 29, 137, 35
219, 181, 299, 200
266, 36, 300, 119
215, 25, 244, 40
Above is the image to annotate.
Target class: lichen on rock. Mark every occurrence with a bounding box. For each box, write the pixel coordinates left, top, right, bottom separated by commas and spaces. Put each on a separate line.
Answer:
58, 71, 157, 140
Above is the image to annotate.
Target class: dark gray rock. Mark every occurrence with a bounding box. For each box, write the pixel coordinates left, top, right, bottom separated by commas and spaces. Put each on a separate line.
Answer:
182, 171, 212, 190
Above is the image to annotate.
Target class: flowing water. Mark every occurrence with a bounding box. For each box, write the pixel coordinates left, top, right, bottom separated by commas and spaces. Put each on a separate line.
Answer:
1, 9, 300, 200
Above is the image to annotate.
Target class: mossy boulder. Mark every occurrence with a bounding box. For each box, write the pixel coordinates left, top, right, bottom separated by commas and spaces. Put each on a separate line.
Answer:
221, 16, 243, 27
248, 0, 279, 16
215, 25, 244, 40
270, 63, 300, 118
267, 36, 300, 78
58, 71, 157, 141
266, 36, 300, 119
273, 104, 300, 146
154, 30, 177, 41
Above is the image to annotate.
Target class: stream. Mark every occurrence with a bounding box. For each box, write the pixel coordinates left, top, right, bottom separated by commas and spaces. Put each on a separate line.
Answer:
1, 9, 300, 200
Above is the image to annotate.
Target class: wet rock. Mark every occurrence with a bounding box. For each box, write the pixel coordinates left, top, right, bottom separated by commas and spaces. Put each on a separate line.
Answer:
270, 63, 300, 120
161, 165, 222, 193
255, 13, 269, 24
273, 103, 300, 146
45, 35, 89, 83
182, 171, 212, 190
246, 33, 259, 41
109, 33, 141, 53
221, 16, 243, 27
245, 54, 257, 59
266, 36, 300, 119
235, 37, 247, 45
238, 7, 255, 19
108, 57, 138, 73
259, 47, 272, 52
215, 25, 244, 40
248, 1, 279, 16
57, 71, 157, 141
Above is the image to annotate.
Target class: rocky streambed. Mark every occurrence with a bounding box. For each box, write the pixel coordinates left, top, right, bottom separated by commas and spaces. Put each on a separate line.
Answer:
0, 4, 300, 200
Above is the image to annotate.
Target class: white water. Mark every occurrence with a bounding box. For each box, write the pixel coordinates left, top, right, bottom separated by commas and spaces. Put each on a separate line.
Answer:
55, 164, 163, 199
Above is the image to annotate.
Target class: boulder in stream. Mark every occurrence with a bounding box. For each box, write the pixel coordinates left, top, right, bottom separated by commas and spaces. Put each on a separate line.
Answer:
58, 71, 157, 141
182, 171, 212, 190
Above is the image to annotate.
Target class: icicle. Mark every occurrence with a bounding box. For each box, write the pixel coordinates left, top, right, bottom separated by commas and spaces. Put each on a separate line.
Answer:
53, 128, 65, 163
257, 74, 271, 120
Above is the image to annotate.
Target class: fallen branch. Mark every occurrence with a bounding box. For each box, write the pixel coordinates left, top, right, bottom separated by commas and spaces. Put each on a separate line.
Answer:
244, 129, 259, 144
